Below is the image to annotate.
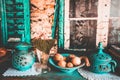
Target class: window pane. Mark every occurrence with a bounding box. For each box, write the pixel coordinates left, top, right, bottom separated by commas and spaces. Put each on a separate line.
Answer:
69, 0, 98, 18
69, 20, 97, 49
108, 19, 120, 44
110, 0, 120, 17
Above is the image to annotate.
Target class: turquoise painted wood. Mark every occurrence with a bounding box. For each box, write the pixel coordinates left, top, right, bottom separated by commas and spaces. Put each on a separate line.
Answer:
0, 0, 31, 48
0, 0, 7, 47
58, 0, 64, 49
52, 0, 59, 39
52, 0, 64, 49
0, 0, 1, 46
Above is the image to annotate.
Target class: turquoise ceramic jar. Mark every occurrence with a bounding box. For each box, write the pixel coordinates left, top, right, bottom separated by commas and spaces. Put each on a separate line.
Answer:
12, 42, 35, 71
89, 42, 117, 74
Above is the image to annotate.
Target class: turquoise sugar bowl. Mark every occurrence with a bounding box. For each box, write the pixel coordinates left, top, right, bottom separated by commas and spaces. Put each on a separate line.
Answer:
89, 42, 117, 74
12, 42, 35, 71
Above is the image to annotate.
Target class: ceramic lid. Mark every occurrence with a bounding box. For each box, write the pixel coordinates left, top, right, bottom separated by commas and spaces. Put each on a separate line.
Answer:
91, 42, 112, 61
15, 42, 32, 51
15, 34, 32, 50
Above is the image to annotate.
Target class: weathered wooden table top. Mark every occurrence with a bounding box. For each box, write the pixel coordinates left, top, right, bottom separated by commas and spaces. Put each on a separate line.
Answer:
0, 69, 86, 80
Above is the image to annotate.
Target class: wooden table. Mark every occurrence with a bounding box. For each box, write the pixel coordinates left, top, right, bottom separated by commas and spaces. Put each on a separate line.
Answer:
0, 50, 120, 80
0, 61, 86, 80
0, 69, 86, 80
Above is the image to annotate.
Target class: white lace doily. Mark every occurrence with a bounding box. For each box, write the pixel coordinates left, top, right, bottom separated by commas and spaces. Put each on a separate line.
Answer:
3, 63, 42, 77
78, 68, 120, 80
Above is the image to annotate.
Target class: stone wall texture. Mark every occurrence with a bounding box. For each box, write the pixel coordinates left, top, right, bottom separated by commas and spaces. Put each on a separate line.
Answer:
30, 0, 55, 39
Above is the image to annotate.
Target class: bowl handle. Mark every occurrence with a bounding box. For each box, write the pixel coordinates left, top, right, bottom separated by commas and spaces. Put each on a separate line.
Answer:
110, 60, 117, 72
79, 56, 90, 67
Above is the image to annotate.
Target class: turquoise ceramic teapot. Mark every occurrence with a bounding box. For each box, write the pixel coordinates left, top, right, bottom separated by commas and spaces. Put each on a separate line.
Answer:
12, 41, 35, 71
89, 42, 117, 74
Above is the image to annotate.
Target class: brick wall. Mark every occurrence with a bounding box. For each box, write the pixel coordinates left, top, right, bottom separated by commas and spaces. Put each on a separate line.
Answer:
30, 0, 55, 39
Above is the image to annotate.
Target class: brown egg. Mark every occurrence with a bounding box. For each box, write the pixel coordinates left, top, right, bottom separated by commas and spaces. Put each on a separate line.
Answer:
69, 54, 76, 59
0, 48, 7, 57
66, 62, 74, 68
63, 57, 67, 61
71, 57, 81, 66
53, 53, 64, 62
57, 60, 66, 68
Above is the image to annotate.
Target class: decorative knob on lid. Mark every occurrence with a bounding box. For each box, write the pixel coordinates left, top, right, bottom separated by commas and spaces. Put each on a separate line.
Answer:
97, 42, 104, 54
15, 34, 32, 51
98, 42, 104, 50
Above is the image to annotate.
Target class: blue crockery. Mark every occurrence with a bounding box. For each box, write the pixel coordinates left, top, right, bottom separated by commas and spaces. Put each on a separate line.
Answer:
12, 35, 35, 71
89, 42, 117, 74
12, 42, 35, 71
49, 54, 85, 73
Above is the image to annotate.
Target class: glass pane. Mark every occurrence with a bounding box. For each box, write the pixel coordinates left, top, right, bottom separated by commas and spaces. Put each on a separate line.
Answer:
69, 20, 97, 49
110, 0, 120, 17
108, 19, 120, 44
69, 0, 98, 18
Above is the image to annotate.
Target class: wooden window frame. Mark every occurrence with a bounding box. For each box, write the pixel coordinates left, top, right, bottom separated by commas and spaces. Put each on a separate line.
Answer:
63, 0, 112, 51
